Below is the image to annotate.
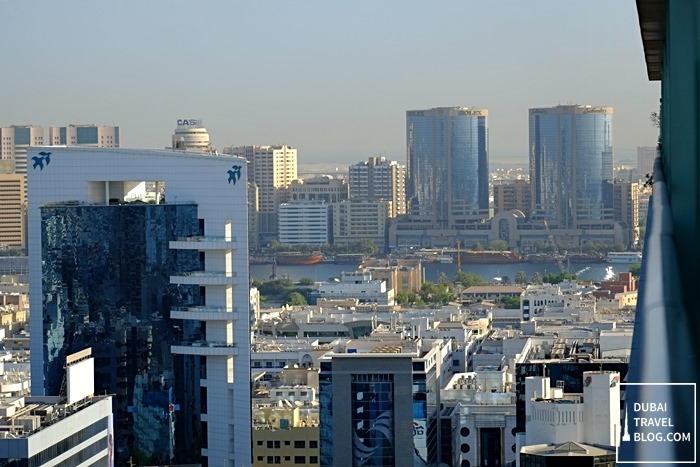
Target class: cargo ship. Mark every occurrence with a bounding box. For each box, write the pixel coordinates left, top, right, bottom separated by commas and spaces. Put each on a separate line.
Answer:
460, 250, 523, 263
275, 251, 324, 265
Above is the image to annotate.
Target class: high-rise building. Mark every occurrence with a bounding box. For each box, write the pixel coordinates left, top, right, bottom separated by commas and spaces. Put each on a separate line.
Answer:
171, 118, 214, 153
224, 145, 297, 243
290, 175, 349, 204
49, 124, 119, 147
0, 174, 26, 248
636, 146, 657, 179
493, 179, 531, 217
348, 156, 406, 217
406, 107, 489, 229
278, 202, 331, 245
28, 147, 250, 466
613, 181, 640, 246
332, 199, 391, 252
529, 105, 614, 229
0, 125, 44, 174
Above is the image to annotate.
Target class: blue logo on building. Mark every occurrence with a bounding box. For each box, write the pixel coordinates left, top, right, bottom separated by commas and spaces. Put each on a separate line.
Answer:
31, 151, 51, 170
227, 165, 242, 185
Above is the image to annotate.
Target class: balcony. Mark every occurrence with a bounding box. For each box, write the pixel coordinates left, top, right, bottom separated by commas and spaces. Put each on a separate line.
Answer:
621, 155, 696, 462
169, 236, 237, 250
171, 340, 239, 356
170, 306, 240, 321
170, 271, 238, 285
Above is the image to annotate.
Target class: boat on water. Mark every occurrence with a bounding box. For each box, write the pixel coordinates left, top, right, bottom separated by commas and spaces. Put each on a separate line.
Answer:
275, 251, 324, 265
459, 250, 523, 264
436, 255, 454, 264
334, 253, 366, 264
566, 253, 606, 263
606, 252, 643, 264
526, 253, 564, 263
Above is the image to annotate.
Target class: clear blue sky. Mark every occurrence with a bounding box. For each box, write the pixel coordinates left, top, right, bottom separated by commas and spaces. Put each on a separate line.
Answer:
1, 0, 659, 165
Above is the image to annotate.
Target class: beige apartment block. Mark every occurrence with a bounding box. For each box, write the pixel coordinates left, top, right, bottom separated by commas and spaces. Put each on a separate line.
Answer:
0, 174, 25, 248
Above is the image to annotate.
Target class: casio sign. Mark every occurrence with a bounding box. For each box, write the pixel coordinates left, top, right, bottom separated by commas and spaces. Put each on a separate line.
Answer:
177, 119, 201, 126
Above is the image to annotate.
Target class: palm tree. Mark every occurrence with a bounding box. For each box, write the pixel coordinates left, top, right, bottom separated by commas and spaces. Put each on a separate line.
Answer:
532, 272, 543, 285
516, 271, 527, 285
501, 275, 511, 285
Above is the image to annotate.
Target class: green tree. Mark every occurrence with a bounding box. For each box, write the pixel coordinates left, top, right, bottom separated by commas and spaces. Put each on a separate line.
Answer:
488, 240, 509, 251
516, 271, 527, 285
500, 275, 511, 285
543, 272, 575, 284
285, 291, 308, 306
472, 241, 484, 251
395, 290, 416, 306
629, 263, 642, 279
454, 271, 486, 288
298, 277, 315, 286
501, 296, 521, 309
532, 272, 543, 285
419, 281, 455, 304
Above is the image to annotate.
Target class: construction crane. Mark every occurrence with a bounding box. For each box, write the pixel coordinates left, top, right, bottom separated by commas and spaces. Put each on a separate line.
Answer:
456, 239, 461, 273
543, 220, 567, 274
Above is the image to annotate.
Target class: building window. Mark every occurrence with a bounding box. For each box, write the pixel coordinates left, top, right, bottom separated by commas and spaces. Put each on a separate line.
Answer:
310, 456, 319, 464
309, 440, 318, 448
294, 456, 306, 464
294, 440, 305, 448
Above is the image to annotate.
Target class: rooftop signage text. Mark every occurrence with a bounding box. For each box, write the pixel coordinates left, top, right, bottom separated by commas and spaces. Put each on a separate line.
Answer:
177, 119, 202, 126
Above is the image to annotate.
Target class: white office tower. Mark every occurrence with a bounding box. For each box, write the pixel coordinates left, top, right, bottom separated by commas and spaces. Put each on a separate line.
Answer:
582, 371, 620, 446
278, 202, 330, 244
27, 147, 250, 466
171, 118, 215, 153
0, 125, 44, 174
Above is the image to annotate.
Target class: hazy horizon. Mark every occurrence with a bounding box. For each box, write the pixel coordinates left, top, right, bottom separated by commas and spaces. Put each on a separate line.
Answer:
2, 1, 659, 166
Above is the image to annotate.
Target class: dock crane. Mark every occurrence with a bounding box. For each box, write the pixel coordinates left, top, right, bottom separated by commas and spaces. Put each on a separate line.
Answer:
543, 220, 567, 274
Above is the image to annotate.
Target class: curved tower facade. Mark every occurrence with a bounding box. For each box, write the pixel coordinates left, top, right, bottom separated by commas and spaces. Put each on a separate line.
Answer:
406, 107, 489, 229
529, 105, 613, 229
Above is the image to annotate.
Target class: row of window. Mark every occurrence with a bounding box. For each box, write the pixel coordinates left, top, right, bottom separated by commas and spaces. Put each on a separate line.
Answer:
257, 455, 318, 464
257, 440, 318, 449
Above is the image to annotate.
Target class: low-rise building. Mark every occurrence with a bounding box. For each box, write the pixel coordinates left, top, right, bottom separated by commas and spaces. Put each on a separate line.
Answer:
314, 271, 395, 306
462, 285, 524, 302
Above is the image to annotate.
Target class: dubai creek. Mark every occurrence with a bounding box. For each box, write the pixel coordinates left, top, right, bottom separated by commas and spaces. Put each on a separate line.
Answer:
250, 260, 623, 284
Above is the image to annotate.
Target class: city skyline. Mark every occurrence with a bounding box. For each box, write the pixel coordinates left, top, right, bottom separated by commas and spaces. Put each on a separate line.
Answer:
2, 1, 659, 164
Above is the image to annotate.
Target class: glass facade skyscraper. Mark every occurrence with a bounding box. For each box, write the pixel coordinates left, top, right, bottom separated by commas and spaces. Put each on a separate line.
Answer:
41, 203, 204, 463
28, 147, 251, 467
529, 105, 614, 229
406, 107, 489, 229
